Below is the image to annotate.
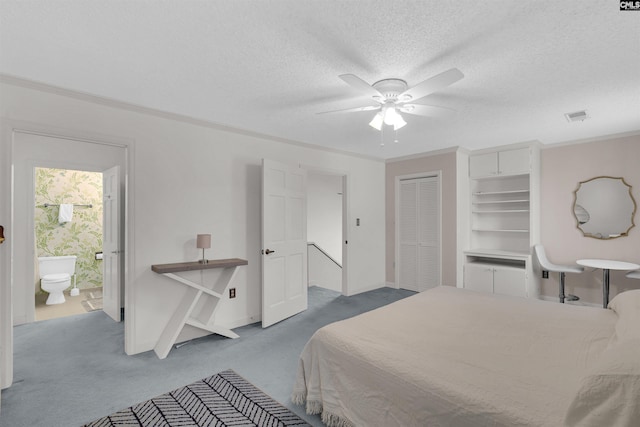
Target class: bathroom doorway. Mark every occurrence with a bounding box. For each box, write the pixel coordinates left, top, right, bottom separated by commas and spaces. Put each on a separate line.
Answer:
33, 167, 105, 321
3, 128, 130, 390
11, 130, 127, 327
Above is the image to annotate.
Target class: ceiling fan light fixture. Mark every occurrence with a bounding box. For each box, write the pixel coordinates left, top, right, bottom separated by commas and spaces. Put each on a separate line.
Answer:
369, 112, 384, 130
393, 114, 407, 130
383, 106, 400, 125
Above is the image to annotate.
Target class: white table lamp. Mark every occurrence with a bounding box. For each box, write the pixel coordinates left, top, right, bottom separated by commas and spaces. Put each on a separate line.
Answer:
196, 234, 211, 264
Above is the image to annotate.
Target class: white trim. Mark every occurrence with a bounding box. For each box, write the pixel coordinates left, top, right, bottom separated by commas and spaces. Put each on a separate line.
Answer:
344, 282, 385, 297
469, 140, 542, 156
537, 295, 602, 308
386, 146, 462, 163
0, 74, 383, 163
5, 123, 137, 365
0, 120, 14, 389
394, 171, 443, 291
341, 174, 349, 297
456, 149, 470, 288
385, 281, 398, 288
539, 130, 640, 149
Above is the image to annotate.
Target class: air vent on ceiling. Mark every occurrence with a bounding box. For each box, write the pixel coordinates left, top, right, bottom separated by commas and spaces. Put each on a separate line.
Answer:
565, 110, 589, 123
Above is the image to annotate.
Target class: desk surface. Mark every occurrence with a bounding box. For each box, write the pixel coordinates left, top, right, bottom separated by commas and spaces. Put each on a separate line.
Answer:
151, 258, 248, 274
576, 259, 640, 271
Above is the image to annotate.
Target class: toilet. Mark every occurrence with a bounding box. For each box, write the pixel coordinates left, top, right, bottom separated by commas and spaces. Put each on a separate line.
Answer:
37, 255, 77, 305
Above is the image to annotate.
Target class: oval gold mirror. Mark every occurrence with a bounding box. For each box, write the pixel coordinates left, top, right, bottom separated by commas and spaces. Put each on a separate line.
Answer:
573, 176, 636, 239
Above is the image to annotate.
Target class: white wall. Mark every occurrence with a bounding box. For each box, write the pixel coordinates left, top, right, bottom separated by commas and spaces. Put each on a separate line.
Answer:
307, 173, 342, 263
308, 244, 342, 292
0, 79, 386, 371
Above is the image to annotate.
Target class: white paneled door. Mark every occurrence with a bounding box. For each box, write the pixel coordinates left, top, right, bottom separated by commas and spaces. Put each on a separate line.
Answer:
397, 176, 440, 292
102, 166, 122, 322
261, 159, 308, 327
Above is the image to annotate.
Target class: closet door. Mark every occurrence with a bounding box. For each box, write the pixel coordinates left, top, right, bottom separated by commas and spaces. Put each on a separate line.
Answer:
398, 176, 440, 292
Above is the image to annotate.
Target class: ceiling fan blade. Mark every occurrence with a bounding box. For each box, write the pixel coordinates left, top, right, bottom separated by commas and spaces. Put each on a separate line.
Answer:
400, 104, 457, 119
399, 68, 464, 102
339, 74, 383, 98
317, 105, 380, 115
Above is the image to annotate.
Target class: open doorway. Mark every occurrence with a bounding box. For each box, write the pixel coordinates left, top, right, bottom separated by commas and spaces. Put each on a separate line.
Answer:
11, 130, 126, 328
1, 128, 130, 390
33, 167, 105, 321
307, 171, 345, 293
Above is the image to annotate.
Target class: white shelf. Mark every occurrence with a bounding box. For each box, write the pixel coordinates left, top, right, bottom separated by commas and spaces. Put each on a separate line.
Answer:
472, 173, 530, 180
473, 210, 529, 213
473, 199, 529, 204
466, 143, 540, 299
472, 228, 529, 233
473, 189, 529, 196
465, 248, 531, 259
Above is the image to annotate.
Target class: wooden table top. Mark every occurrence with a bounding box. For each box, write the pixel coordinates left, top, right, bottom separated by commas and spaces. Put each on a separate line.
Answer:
151, 258, 248, 274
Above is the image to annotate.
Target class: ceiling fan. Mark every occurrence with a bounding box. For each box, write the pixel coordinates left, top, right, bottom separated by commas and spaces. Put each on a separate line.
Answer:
319, 68, 464, 131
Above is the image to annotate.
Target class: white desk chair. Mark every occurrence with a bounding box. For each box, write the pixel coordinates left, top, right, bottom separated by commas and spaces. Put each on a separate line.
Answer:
626, 270, 640, 280
534, 245, 584, 303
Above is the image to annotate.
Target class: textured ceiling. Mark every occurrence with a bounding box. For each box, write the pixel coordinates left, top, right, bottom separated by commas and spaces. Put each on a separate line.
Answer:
1, 0, 639, 159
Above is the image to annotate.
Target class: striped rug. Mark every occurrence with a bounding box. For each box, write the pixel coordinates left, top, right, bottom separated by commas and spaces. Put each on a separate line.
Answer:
84, 369, 310, 426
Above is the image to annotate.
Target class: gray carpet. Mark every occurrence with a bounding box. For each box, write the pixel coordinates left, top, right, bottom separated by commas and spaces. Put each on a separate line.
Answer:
1, 286, 414, 427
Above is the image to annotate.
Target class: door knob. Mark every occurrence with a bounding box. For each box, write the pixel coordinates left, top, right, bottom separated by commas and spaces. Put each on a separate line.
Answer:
264, 249, 275, 255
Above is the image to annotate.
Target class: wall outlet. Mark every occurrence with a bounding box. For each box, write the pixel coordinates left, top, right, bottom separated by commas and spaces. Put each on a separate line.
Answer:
229, 288, 236, 298
542, 270, 549, 279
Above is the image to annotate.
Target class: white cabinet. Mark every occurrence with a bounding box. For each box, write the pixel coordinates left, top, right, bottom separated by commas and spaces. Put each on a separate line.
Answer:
464, 143, 540, 299
464, 258, 527, 298
463, 263, 494, 293
469, 147, 530, 178
493, 267, 527, 297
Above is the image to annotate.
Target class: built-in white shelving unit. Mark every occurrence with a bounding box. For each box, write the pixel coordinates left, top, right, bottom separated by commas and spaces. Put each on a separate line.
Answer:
464, 143, 540, 298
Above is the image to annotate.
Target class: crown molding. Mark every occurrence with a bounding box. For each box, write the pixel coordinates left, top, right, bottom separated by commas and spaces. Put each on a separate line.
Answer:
0, 73, 384, 163
386, 145, 461, 163
540, 130, 640, 149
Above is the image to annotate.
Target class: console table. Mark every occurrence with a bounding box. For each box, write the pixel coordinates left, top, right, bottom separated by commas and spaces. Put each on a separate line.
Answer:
151, 258, 248, 359
576, 259, 640, 308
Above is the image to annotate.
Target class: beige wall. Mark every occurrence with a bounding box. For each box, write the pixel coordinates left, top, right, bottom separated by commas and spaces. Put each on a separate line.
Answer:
386, 150, 458, 287
540, 135, 640, 304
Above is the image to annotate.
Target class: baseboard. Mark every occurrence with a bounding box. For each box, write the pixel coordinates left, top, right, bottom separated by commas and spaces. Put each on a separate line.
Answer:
538, 295, 602, 308
130, 314, 261, 356
221, 314, 261, 329
345, 283, 386, 297
385, 281, 398, 288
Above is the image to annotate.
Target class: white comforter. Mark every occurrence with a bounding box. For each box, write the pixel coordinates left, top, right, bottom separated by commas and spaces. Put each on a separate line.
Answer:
292, 286, 617, 427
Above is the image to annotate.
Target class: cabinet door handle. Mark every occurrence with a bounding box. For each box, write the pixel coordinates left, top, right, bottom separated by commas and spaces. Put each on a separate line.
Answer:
264, 249, 275, 255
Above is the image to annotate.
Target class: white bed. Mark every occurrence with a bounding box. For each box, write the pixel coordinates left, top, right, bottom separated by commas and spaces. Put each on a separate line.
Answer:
292, 286, 640, 427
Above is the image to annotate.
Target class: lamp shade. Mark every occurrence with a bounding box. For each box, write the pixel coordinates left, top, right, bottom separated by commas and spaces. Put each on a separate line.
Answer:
368, 112, 384, 130
196, 234, 211, 249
